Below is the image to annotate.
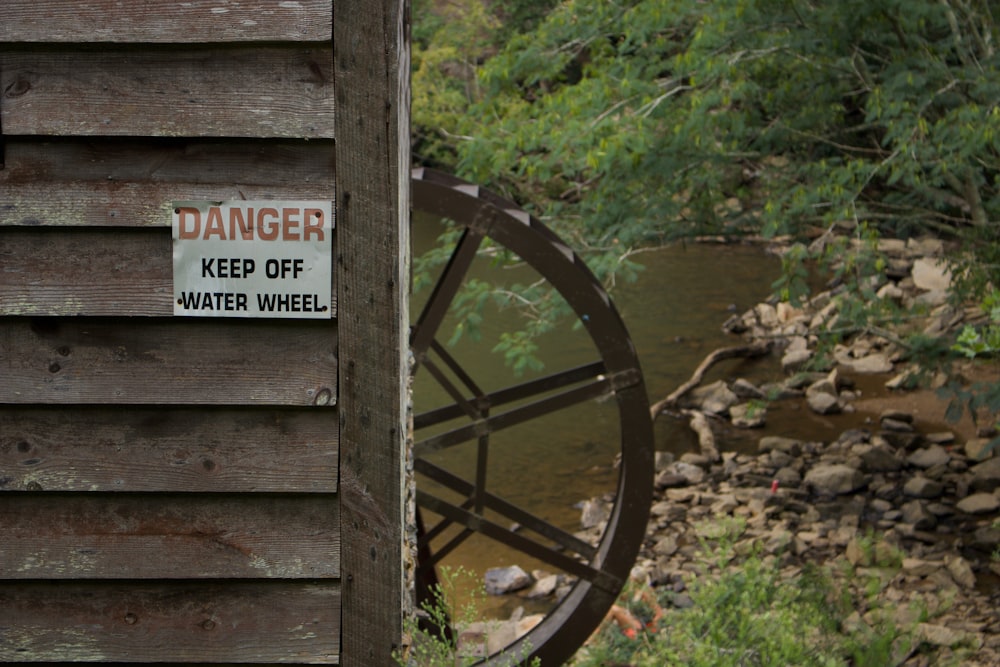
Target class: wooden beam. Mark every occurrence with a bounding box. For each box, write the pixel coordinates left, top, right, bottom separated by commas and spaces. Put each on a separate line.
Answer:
335, 0, 410, 663
0, 318, 337, 405
0, 406, 338, 493
0, 582, 341, 663
0, 494, 340, 579
0, 228, 337, 317
0, 0, 333, 43
0, 47, 334, 138
0, 139, 335, 228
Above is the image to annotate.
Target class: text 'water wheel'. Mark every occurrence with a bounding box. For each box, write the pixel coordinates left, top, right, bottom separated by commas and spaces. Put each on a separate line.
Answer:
411, 168, 654, 666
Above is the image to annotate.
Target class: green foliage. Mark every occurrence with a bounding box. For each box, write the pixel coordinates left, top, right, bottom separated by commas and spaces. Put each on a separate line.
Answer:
941, 288, 1000, 455
952, 289, 1000, 359
414, 0, 999, 330
395, 567, 540, 667
572, 518, 917, 667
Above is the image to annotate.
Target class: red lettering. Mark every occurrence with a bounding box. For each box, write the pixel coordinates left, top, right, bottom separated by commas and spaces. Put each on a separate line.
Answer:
204, 207, 225, 239
282, 208, 300, 241
257, 208, 280, 240
229, 207, 254, 240
303, 208, 325, 241
177, 207, 201, 239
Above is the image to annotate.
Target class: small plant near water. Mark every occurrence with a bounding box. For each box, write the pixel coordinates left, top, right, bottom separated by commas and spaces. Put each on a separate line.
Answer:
572, 518, 922, 667
395, 566, 540, 667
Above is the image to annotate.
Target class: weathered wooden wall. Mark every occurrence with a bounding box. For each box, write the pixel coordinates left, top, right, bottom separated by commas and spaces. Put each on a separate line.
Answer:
0, 1, 408, 664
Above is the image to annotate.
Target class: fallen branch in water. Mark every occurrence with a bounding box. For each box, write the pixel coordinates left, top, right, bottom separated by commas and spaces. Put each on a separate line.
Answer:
682, 409, 720, 462
648, 341, 772, 419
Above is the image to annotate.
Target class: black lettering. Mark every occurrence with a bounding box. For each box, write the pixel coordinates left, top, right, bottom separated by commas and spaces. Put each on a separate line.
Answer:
201, 258, 216, 278
257, 293, 277, 311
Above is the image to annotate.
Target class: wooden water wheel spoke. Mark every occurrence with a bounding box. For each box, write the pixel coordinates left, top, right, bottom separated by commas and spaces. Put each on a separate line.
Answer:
411, 227, 485, 361
414, 376, 617, 456
412, 168, 654, 666
415, 457, 598, 561
416, 490, 622, 594
414, 359, 607, 430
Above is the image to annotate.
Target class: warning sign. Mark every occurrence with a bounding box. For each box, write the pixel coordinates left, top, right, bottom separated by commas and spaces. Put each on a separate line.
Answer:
172, 200, 333, 319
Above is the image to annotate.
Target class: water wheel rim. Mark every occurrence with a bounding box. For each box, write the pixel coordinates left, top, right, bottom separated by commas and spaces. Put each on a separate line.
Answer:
411, 167, 654, 666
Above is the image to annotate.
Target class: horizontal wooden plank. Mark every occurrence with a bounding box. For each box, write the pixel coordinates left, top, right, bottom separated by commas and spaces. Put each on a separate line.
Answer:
0, 581, 340, 663
0, 47, 334, 138
0, 318, 337, 405
0, 407, 337, 493
0, 139, 335, 227
0, 228, 338, 317
0, 0, 332, 43
0, 494, 339, 579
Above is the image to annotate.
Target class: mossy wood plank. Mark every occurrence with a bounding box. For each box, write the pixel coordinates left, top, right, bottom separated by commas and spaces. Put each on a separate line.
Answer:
0, 139, 335, 227
0, 494, 340, 579
0, 228, 338, 317
0, 0, 332, 43
0, 582, 340, 663
0, 318, 337, 405
0, 406, 337, 493
0, 47, 334, 138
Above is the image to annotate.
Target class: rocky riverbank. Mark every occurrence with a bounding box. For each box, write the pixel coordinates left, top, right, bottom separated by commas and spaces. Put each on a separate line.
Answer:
475, 236, 999, 665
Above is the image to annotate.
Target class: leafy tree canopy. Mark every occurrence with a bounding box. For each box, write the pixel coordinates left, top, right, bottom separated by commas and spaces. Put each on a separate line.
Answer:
412, 0, 999, 387
416, 0, 998, 288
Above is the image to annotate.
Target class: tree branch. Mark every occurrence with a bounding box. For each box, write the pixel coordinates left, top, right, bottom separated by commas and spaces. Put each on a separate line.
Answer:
649, 341, 772, 419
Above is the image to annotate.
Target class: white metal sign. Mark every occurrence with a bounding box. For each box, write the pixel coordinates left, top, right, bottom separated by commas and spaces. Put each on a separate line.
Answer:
172, 200, 333, 319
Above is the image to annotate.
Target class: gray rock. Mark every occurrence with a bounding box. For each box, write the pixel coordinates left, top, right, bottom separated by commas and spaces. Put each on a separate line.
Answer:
901, 500, 937, 530
965, 438, 995, 462
837, 352, 894, 374
946, 555, 977, 589
880, 409, 914, 424
781, 348, 812, 373
911, 257, 953, 292
907, 445, 951, 469
677, 461, 707, 484
881, 418, 914, 433
653, 535, 679, 557
807, 391, 842, 415
654, 451, 676, 472
903, 476, 944, 499
917, 623, 971, 648
523, 574, 560, 599
858, 444, 903, 472
484, 565, 532, 595
804, 464, 867, 495
759, 436, 803, 456
732, 378, 766, 399
689, 380, 739, 415
730, 402, 766, 428
955, 492, 1000, 515
970, 457, 1000, 492
774, 467, 802, 487
579, 499, 609, 529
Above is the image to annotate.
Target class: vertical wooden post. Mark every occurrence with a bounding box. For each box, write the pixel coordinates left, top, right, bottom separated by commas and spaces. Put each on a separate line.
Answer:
335, 0, 410, 664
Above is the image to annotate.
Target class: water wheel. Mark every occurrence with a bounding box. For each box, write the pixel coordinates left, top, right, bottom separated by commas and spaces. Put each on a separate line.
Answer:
410, 167, 654, 666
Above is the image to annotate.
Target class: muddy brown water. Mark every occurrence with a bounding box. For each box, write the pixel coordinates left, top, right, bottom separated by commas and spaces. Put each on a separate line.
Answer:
410, 217, 971, 617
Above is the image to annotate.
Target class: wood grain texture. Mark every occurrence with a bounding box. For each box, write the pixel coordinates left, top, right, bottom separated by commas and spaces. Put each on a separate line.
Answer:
0, 581, 340, 663
0, 139, 335, 227
0, 406, 337, 493
0, 318, 337, 405
335, 0, 411, 664
0, 47, 334, 138
0, 494, 340, 579
0, 0, 332, 43
0, 227, 338, 317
